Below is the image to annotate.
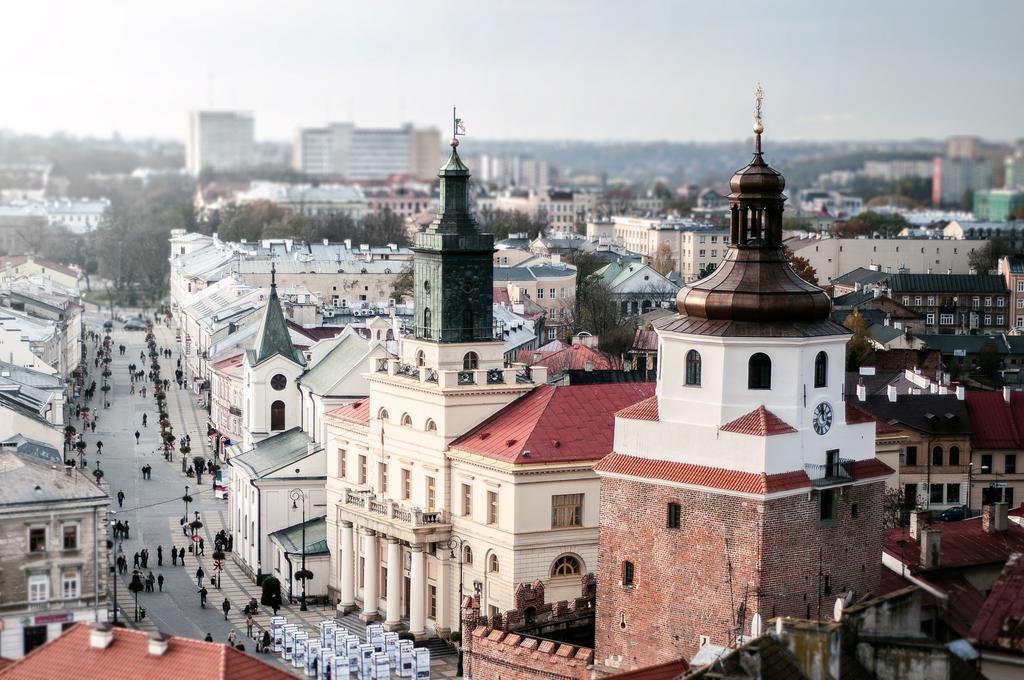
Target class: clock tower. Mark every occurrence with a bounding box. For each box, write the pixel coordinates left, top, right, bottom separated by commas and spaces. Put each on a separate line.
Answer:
593, 100, 891, 671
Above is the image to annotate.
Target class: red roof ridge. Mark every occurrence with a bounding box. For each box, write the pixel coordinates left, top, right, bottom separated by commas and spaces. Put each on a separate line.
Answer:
720, 405, 797, 436
616, 395, 659, 421
594, 452, 811, 495
326, 399, 370, 425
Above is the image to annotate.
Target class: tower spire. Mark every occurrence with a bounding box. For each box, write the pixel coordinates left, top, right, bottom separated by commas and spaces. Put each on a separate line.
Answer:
753, 82, 765, 154
271, 261, 277, 290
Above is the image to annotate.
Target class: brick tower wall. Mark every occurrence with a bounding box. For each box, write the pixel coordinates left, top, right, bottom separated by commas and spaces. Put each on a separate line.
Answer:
594, 475, 884, 672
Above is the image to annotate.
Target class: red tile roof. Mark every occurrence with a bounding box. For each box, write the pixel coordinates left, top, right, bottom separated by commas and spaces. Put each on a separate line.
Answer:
844, 401, 902, 433
287, 321, 344, 342
884, 518, 1024, 572
450, 383, 655, 464
966, 391, 1024, 449
720, 406, 796, 436
924, 572, 986, 638
969, 552, 1024, 654
516, 343, 623, 373
847, 458, 895, 481
0, 660, 11, 672
0, 623, 292, 680
604, 658, 689, 680
493, 287, 510, 305
631, 328, 659, 352
211, 353, 244, 377
616, 395, 659, 422
326, 399, 370, 426
594, 453, 813, 495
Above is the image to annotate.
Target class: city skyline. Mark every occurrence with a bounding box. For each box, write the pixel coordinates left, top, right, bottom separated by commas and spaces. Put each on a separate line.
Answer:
2, 0, 1020, 144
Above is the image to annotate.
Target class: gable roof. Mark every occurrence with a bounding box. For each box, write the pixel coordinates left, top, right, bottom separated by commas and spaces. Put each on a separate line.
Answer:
251, 282, 305, 367
298, 333, 370, 395
969, 552, 1024, 655
228, 428, 317, 478
832, 267, 890, 288
268, 515, 329, 555
594, 452, 813, 495
450, 383, 655, 464
517, 343, 622, 373
855, 394, 971, 436
720, 406, 797, 436
966, 390, 1024, 449
0, 623, 292, 680
884, 518, 1024, 572
326, 400, 370, 426
616, 395, 659, 421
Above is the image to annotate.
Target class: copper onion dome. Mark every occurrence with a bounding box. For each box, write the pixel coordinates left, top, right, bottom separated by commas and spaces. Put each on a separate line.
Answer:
675, 121, 830, 323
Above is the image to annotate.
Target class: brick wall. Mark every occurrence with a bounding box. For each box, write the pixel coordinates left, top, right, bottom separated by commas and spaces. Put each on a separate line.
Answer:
594, 477, 884, 671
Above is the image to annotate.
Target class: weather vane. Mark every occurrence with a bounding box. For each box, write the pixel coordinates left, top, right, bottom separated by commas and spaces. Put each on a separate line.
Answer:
753, 82, 765, 134
452, 107, 466, 147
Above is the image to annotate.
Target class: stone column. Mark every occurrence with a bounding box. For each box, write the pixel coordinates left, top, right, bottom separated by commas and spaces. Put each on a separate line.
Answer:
339, 521, 355, 612
361, 529, 379, 621
409, 543, 426, 636
385, 537, 402, 630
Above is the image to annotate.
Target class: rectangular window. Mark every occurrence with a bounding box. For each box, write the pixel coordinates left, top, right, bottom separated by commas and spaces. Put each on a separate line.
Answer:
940, 313, 954, 325
819, 489, 837, 522
906, 446, 918, 466
62, 570, 80, 600
428, 585, 437, 619
699, 249, 706, 258
984, 314, 992, 325
536, 287, 544, 299
915, 296, 922, 306
338, 449, 347, 477
426, 476, 436, 510
487, 491, 498, 525
358, 455, 367, 485
946, 484, 961, 504
378, 462, 388, 494
461, 483, 472, 516
902, 296, 910, 305
667, 502, 682, 529
402, 469, 411, 501
985, 297, 992, 307
930, 484, 943, 503
932, 447, 943, 466
1007, 454, 1017, 474
1017, 281, 1024, 293
551, 493, 583, 528
926, 313, 935, 325
982, 454, 993, 472
549, 288, 555, 299
29, 527, 46, 553
997, 315, 1005, 325
997, 297, 1006, 307
927, 296, 935, 306
62, 525, 78, 551
28, 574, 49, 603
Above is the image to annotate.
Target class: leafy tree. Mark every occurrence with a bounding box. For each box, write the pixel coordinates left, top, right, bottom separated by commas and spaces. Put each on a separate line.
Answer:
476, 207, 546, 241
785, 246, 819, 286
843, 311, 875, 371
967, 237, 1013, 274
977, 341, 1001, 378
260, 576, 282, 611
883, 487, 909, 529
575, 278, 619, 337
391, 264, 413, 302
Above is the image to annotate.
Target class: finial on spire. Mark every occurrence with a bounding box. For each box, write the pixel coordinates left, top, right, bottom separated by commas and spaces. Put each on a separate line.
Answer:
753, 83, 764, 153
270, 261, 277, 289
451, 106, 466, 148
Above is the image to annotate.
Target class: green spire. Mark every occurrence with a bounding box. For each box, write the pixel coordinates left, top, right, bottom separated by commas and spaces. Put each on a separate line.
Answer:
253, 264, 305, 366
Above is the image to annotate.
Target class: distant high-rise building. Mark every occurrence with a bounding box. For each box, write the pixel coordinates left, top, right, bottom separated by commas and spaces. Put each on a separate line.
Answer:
292, 123, 440, 180
946, 135, 982, 160
186, 111, 255, 176
932, 155, 993, 206
472, 154, 550, 189
1005, 153, 1024, 190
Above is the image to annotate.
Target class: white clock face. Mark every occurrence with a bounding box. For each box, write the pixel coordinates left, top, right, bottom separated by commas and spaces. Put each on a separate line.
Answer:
813, 402, 833, 435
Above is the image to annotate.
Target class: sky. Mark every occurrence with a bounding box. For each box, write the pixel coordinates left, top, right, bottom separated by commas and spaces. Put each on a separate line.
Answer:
2, 0, 1020, 143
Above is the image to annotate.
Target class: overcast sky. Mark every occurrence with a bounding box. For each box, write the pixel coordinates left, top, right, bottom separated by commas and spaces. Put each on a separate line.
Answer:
3, 1, 1019, 143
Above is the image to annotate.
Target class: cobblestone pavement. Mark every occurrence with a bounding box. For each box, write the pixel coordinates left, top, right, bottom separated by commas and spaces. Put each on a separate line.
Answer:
89, 320, 458, 678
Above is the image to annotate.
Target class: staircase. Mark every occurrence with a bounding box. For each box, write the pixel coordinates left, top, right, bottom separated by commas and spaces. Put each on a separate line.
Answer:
334, 611, 368, 638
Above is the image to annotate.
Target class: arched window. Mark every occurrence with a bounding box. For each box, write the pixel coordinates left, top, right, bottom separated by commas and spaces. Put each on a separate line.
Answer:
463, 352, 479, 370
748, 353, 772, 390
425, 419, 437, 433
932, 446, 944, 466
488, 554, 499, 573
416, 350, 425, 367
270, 400, 285, 431
814, 351, 828, 388
463, 546, 473, 565
622, 561, 635, 587
401, 413, 413, 427
949, 446, 960, 466
685, 350, 702, 386
422, 308, 431, 338
378, 408, 389, 422
551, 555, 582, 577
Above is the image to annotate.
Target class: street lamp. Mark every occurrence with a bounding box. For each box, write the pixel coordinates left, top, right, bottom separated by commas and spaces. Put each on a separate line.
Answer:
129, 570, 144, 622
446, 534, 465, 677
182, 485, 191, 536
290, 489, 308, 611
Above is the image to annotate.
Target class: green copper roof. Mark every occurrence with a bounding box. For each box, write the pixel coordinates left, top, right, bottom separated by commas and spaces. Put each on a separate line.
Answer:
253, 283, 306, 366
441, 146, 469, 173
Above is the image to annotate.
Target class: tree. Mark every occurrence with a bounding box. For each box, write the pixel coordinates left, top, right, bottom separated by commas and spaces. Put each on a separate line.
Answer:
968, 237, 1013, 274
883, 487, 909, 529
574, 278, 619, 337
260, 575, 282, 611
476, 207, 545, 241
785, 246, 819, 286
651, 242, 676, 277
977, 341, 1001, 378
391, 264, 413, 302
843, 311, 875, 371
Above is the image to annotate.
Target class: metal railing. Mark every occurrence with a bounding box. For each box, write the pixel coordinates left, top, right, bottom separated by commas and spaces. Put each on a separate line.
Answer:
487, 368, 504, 385
424, 369, 438, 383
342, 492, 450, 527
457, 371, 476, 385
375, 358, 389, 373
804, 458, 855, 486
396, 363, 418, 378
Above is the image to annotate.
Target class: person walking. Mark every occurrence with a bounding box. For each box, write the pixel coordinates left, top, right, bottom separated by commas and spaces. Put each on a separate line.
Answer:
261, 630, 271, 653
91, 421, 96, 433
196, 565, 205, 588
116, 490, 125, 508
142, 413, 147, 427
157, 573, 164, 592
245, 614, 254, 638
178, 547, 185, 565
227, 630, 237, 646
141, 549, 149, 569
199, 587, 208, 608
96, 441, 103, 454
135, 431, 140, 444
198, 537, 205, 556
157, 545, 163, 566
133, 552, 140, 569
221, 598, 231, 621
146, 571, 155, 592
171, 546, 177, 566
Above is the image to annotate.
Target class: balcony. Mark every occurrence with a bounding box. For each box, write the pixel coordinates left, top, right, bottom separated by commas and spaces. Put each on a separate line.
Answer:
805, 458, 855, 487
341, 490, 451, 543
373, 358, 547, 388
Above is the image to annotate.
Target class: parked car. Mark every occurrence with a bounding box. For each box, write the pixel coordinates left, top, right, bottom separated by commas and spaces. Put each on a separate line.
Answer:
102, 320, 113, 330
123, 318, 146, 331
938, 505, 971, 522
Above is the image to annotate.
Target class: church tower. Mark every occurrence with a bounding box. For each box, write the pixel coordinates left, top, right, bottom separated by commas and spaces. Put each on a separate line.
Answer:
593, 97, 891, 671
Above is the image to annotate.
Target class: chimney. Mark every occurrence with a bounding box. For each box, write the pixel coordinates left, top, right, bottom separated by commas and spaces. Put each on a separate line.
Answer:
955, 385, 965, 400
856, 383, 866, 401
90, 622, 114, 649
982, 503, 1009, 533
1004, 386, 1012, 403
909, 509, 929, 540
887, 385, 898, 402
920, 528, 941, 568
148, 631, 170, 656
